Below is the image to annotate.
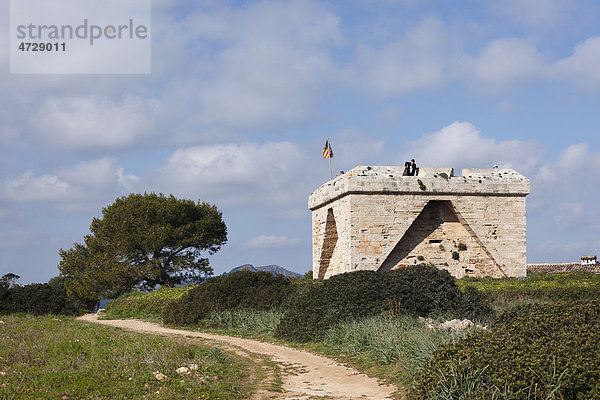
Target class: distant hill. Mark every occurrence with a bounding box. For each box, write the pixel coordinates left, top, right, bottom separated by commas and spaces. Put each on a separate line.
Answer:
228, 264, 303, 278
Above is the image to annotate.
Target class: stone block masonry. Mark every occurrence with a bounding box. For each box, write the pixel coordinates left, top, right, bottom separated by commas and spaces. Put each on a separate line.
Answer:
309, 166, 530, 279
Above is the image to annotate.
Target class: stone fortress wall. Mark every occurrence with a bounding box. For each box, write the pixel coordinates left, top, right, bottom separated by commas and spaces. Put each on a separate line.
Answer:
309, 166, 530, 279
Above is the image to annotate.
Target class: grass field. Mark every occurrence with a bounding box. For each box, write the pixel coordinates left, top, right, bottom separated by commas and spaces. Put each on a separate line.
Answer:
97, 271, 600, 399
457, 272, 600, 312
0, 315, 253, 400
457, 271, 600, 292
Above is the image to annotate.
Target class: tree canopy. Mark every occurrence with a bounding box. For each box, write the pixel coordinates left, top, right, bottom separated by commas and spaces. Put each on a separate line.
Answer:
0, 273, 20, 289
59, 193, 227, 304
0, 274, 83, 316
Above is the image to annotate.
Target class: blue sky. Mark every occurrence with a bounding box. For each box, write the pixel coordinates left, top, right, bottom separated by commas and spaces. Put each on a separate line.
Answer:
2, 0, 600, 284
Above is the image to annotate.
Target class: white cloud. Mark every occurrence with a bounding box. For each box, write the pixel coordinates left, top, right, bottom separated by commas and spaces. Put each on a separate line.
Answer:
332, 129, 387, 169
489, 0, 567, 26
526, 143, 600, 259
350, 18, 453, 96
534, 143, 600, 191
33, 96, 157, 150
0, 126, 21, 146
4, 171, 75, 202
0, 2, 9, 68
554, 202, 585, 230
402, 121, 543, 174
280, 208, 310, 219
191, 0, 342, 127
464, 38, 545, 88
463, 35, 600, 92
549, 37, 600, 90
117, 169, 141, 193
138, 0, 343, 137
154, 142, 308, 207
3, 158, 139, 206
58, 158, 122, 191
149, 0, 181, 9
534, 240, 589, 262
496, 100, 518, 113
530, 142, 600, 228
0, 227, 41, 250
243, 235, 301, 249
376, 105, 403, 125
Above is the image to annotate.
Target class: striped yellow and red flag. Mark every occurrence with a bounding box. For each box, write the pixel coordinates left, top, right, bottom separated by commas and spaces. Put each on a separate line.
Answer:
322, 139, 333, 158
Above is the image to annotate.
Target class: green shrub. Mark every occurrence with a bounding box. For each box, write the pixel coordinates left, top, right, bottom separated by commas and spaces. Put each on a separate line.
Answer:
105, 297, 176, 320
411, 300, 600, 399
454, 286, 495, 322
491, 302, 536, 326
482, 287, 600, 316
104, 286, 194, 320
452, 251, 460, 260
0, 276, 83, 316
163, 270, 293, 326
323, 313, 465, 383
275, 265, 489, 342
457, 243, 467, 251
199, 309, 284, 334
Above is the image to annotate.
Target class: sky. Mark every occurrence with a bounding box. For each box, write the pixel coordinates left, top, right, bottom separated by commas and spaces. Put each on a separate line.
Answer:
2, 0, 600, 284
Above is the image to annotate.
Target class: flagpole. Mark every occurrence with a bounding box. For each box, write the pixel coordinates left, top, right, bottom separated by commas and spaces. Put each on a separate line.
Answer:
323, 138, 333, 180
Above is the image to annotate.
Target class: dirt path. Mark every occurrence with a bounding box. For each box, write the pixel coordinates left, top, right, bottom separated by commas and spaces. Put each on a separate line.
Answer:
78, 314, 397, 400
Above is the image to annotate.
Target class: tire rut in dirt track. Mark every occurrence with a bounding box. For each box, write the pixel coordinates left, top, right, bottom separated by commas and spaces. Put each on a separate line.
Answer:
78, 314, 397, 400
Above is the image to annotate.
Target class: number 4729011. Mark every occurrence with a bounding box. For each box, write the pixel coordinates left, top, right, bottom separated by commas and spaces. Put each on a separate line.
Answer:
18, 42, 66, 52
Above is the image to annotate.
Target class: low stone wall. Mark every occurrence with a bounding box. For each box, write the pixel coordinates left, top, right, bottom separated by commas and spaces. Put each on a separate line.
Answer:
527, 263, 600, 274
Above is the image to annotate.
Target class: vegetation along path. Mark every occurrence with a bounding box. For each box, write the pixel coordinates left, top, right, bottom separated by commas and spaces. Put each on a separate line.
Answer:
79, 314, 397, 400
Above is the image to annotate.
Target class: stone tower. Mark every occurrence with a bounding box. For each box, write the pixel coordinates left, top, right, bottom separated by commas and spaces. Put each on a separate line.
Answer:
309, 166, 530, 279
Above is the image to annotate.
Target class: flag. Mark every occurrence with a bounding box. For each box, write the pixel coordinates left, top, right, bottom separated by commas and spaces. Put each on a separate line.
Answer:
322, 139, 333, 158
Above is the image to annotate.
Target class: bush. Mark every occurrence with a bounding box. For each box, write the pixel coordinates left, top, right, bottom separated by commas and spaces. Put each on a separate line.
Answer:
323, 313, 464, 383
411, 300, 600, 399
454, 286, 495, 322
199, 309, 284, 334
105, 286, 194, 320
275, 265, 490, 342
492, 286, 600, 303
0, 276, 83, 316
163, 270, 294, 326
491, 302, 536, 326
